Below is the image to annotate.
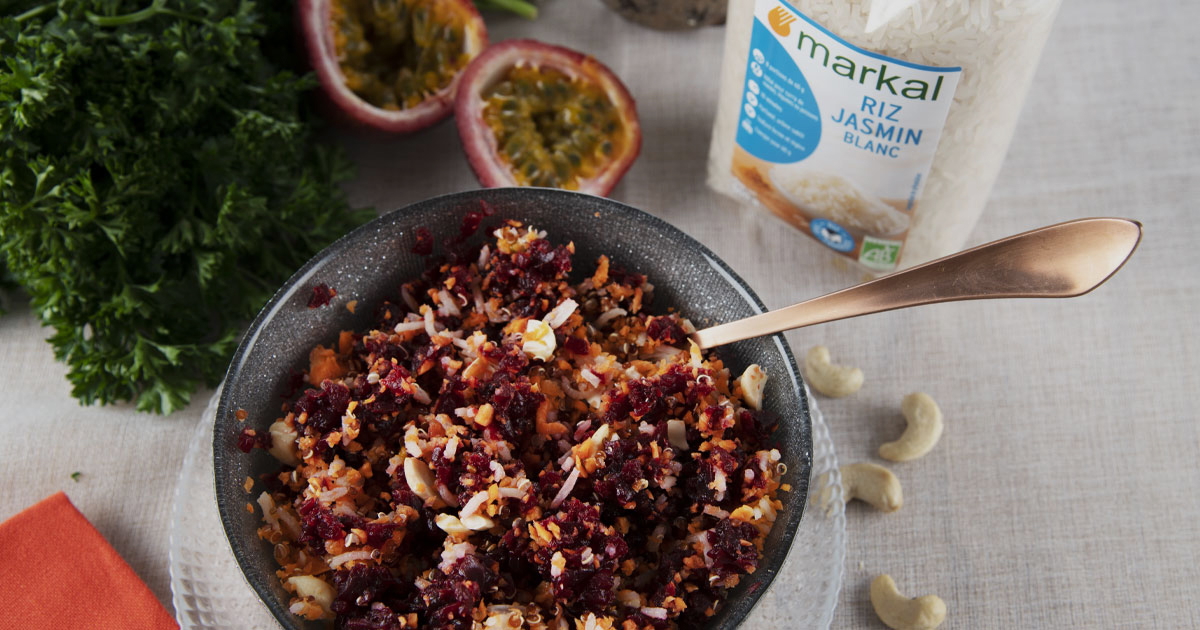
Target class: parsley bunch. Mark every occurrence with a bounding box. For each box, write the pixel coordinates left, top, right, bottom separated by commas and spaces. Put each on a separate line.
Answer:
0, 1, 374, 413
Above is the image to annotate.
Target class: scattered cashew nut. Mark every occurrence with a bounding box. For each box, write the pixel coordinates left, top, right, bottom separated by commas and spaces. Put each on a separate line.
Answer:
804, 346, 864, 398
521, 319, 556, 361
879, 392, 944, 462
839, 462, 902, 512
870, 574, 947, 630
267, 419, 300, 466
666, 419, 689, 451
287, 575, 335, 618
437, 511, 497, 535
461, 513, 496, 531
737, 364, 768, 410
404, 457, 439, 503
436, 513, 470, 536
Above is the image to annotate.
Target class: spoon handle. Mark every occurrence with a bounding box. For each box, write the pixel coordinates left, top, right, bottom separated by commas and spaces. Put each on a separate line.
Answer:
691, 217, 1142, 350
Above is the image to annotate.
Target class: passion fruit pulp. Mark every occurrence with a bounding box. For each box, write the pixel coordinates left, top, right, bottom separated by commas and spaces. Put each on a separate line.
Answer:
456, 40, 642, 196
300, 0, 487, 133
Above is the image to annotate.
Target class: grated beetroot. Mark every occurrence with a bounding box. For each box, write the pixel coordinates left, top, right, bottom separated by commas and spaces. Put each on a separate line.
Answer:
364, 521, 399, 547
600, 390, 632, 426
488, 378, 543, 441
563, 335, 590, 355
434, 375, 469, 416
656, 366, 690, 396
606, 265, 644, 288
308, 283, 337, 308
484, 238, 572, 318
281, 370, 306, 399
298, 498, 345, 548
339, 607, 408, 630
646, 316, 686, 345
705, 518, 761, 579
495, 347, 529, 374
422, 555, 496, 630
236, 427, 271, 453
527, 499, 627, 614
459, 210, 484, 239
293, 380, 350, 434
628, 379, 668, 422
411, 227, 434, 255
593, 437, 660, 512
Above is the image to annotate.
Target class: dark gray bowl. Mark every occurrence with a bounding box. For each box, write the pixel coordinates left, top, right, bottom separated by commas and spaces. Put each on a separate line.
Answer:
214, 187, 813, 629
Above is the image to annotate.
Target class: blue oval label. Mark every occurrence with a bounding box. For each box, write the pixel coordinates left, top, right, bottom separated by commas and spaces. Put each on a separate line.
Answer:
810, 218, 854, 252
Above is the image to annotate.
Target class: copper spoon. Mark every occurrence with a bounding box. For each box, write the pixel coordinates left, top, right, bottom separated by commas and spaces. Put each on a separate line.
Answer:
691, 218, 1143, 350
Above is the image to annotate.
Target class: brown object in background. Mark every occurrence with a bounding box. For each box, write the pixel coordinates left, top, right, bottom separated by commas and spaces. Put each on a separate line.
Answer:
600, 0, 726, 29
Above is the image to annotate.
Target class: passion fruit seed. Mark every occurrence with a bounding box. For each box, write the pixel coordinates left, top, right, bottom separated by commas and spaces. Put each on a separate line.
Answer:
332, 0, 472, 110
456, 39, 641, 194
481, 66, 626, 190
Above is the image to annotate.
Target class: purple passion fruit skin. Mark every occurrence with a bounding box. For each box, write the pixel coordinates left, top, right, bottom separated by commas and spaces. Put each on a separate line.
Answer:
300, 0, 488, 133
456, 40, 642, 196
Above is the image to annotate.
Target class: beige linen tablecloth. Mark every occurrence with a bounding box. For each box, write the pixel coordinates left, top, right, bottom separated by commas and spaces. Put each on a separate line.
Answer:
1, 0, 1196, 627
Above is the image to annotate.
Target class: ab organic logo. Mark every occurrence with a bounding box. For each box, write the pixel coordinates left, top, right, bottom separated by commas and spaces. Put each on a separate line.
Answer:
767, 4, 797, 37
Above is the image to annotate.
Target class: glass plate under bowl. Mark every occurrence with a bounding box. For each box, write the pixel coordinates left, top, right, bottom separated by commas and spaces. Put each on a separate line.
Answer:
169, 386, 846, 629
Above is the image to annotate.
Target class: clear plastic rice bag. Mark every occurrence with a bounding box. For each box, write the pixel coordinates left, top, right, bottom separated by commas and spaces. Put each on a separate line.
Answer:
708, 0, 1062, 272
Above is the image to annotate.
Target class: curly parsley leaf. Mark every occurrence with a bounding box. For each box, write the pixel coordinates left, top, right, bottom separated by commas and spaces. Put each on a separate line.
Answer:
0, 0, 374, 414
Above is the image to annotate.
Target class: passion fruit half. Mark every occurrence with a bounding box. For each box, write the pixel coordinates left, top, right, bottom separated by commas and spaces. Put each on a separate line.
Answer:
299, 0, 488, 133
455, 40, 642, 195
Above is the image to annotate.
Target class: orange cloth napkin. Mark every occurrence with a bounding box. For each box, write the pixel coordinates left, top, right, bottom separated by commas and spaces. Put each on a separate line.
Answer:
0, 492, 178, 630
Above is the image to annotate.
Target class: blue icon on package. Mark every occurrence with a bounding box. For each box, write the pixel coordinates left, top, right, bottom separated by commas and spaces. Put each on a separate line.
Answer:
810, 218, 854, 252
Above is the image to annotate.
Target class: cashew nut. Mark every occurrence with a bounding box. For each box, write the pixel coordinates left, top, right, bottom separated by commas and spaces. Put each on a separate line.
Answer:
521, 319, 556, 361
839, 462, 902, 512
590, 422, 611, 447
461, 513, 496, 531
435, 513, 470, 536
737, 364, 768, 410
803, 346, 863, 398
287, 575, 335, 617
267, 419, 300, 466
666, 419, 689, 451
404, 457, 438, 503
879, 392, 944, 462
870, 574, 946, 630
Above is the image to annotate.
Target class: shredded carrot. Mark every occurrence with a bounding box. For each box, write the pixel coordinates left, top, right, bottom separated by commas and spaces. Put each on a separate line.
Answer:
308, 344, 346, 384
592, 254, 610, 287
535, 399, 567, 436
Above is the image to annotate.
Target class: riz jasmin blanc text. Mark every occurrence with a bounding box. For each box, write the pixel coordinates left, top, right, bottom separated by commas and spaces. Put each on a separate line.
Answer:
795, 28, 945, 159
830, 97, 924, 158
